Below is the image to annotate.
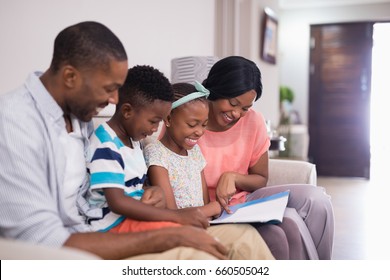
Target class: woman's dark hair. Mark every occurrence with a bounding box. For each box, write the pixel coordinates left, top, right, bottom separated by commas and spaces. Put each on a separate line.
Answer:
203, 56, 263, 101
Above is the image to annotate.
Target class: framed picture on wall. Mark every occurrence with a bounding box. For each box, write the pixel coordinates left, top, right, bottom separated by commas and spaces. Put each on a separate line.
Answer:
261, 7, 278, 64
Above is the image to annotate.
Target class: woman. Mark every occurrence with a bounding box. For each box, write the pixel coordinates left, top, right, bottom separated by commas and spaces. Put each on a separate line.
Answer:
198, 56, 334, 259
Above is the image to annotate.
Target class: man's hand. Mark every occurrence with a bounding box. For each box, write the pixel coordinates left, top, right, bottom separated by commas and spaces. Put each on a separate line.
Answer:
141, 186, 166, 209
175, 226, 228, 260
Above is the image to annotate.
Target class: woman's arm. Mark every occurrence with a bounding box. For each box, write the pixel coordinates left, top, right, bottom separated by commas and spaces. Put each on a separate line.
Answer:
215, 151, 269, 212
235, 150, 269, 191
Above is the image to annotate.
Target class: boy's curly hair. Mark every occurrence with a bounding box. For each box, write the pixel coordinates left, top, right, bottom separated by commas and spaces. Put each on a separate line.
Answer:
117, 65, 174, 109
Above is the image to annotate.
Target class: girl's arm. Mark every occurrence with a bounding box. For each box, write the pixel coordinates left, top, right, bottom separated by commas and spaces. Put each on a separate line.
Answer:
148, 166, 221, 219
198, 171, 222, 218
146, 165, 179, 210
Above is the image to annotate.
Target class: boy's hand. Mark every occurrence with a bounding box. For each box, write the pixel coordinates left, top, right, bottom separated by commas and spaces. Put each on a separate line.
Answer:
176, 208, 210, 229
141, 186, 166, 209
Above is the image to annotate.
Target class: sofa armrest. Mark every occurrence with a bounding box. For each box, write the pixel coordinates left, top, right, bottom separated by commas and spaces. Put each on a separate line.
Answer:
0, 238, 101, 260
267, 159, 317, 186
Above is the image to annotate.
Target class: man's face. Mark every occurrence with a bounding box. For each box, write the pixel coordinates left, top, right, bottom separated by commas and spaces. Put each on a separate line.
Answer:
68, 59, 128, 122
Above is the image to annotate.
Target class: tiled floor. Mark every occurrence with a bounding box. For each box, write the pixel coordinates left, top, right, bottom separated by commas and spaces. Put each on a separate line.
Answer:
319, 169, 390, 259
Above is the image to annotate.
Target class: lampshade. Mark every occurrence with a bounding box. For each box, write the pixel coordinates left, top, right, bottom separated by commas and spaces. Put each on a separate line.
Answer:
171, 56, 219, 84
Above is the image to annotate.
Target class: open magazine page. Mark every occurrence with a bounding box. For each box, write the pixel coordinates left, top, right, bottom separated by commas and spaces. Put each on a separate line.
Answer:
210, 190, 289, 224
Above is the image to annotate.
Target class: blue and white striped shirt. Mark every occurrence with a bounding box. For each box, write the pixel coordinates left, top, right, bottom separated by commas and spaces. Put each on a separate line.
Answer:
83, 123, 146, 231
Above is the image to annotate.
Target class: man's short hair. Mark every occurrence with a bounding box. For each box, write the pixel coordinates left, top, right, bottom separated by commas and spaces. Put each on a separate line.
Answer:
50, 21, 127, 73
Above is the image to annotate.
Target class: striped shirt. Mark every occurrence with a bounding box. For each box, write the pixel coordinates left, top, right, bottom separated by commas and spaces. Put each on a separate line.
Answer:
83, 123, 146, 231
0, 72, 92, 247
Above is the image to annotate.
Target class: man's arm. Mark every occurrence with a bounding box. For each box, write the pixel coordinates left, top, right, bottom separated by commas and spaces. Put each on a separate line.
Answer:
0, 102, 71, 246
64, 226, 228, 260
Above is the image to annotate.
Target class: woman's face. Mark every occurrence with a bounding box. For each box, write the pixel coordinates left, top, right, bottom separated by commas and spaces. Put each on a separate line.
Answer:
208, 89, 257, 131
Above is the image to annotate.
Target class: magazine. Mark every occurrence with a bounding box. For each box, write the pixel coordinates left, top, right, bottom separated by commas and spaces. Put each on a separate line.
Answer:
210, 190, 289, 224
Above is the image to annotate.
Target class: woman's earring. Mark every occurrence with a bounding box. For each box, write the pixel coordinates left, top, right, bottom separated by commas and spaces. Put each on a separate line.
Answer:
166, 123, 170, 127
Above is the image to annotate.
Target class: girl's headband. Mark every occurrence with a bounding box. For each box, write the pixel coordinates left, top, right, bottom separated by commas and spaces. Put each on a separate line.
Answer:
171, 81, 210, 109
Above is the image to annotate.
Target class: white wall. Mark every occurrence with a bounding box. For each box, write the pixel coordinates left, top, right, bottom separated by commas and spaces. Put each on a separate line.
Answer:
0, 0, 284, 126
249, 0, 280, 129
278, 2, 390, 125
215, 0, 281, 128
0, 0, 215, 95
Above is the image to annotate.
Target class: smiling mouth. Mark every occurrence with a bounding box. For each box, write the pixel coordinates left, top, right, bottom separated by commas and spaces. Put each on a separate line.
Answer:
223, 113, 234, 123
185, 137, 198, 147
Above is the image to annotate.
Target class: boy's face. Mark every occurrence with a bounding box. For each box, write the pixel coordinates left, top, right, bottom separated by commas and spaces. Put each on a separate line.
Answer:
125, 99, 171, 141
166, 100, 209, 151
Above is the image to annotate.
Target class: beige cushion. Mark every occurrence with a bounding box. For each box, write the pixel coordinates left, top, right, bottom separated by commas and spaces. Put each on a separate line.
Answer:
0, 238, 100, 260
268, 159, 317, 186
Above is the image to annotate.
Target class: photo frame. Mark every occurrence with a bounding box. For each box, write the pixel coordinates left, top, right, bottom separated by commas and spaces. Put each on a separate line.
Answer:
261, 7, 278, 64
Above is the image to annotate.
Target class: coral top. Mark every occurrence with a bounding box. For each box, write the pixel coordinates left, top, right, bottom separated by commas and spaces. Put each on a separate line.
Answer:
198, 109, 270, 204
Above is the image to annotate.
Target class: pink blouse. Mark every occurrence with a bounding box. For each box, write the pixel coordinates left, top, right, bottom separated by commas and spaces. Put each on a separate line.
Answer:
198, 109, 270, 204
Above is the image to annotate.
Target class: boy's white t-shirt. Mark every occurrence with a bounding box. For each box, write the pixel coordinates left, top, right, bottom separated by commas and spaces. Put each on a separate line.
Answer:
61, 116, 87, 226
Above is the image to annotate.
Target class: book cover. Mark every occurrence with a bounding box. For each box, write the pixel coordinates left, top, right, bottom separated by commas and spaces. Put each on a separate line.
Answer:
210, 190, 289, 224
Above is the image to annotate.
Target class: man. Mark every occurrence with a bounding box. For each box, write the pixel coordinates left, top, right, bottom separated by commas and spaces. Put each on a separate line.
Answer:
0, 21, 273, 260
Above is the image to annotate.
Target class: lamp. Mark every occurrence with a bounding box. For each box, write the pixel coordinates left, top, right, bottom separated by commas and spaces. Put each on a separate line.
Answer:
171, 56, 219, 84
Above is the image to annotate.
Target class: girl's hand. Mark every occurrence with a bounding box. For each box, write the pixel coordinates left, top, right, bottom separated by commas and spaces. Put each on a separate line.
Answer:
141, 186, 166, 209
215, 172, 238, 214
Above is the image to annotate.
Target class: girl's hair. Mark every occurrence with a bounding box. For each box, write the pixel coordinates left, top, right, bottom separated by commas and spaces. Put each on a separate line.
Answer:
172, 83, 196, 101
203, 56, 263, 101
171, 83, 208, 109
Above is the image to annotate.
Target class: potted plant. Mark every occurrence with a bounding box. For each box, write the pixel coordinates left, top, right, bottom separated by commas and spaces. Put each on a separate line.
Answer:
279, 86, 294, 125
278, 86, 295, 157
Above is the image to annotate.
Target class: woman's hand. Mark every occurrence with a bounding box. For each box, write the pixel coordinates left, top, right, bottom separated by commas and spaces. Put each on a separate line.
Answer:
215, 172, 239, 214
141, 186, 166, 209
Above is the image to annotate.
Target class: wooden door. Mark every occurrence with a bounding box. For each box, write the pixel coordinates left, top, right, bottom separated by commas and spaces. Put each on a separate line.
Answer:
308, 23, 372, 178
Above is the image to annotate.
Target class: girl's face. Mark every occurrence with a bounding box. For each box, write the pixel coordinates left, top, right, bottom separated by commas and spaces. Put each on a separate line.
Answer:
164, 100, 209, 155
124, 99, 171, 142
208, 89, 257, 131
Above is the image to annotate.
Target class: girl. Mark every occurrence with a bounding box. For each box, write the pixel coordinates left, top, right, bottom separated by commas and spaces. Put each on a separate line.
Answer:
144, 82, 222, 219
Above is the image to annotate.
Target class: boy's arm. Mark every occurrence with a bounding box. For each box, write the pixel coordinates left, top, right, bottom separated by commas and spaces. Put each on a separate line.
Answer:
104, 187, 209, 229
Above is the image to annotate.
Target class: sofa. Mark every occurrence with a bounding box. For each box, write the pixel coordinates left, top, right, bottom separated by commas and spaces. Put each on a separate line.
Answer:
0, 158, 317, 259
